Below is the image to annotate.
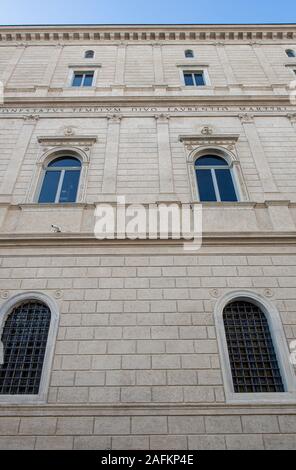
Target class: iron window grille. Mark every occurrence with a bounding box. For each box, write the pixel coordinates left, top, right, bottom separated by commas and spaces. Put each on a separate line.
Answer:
0, 301, 51, 395
223, 300, 284, 393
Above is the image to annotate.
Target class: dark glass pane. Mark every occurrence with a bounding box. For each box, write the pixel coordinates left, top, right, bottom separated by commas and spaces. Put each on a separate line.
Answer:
85, 50, 94, 58
194, 73, 205, 86
184, 73, 194, 86
286, 49, 295, 57
83, 73, 94, 87
215, 169, 238, 201
59, 170, 80, 203
48, 157, 81, 168
185, 50, 194, 58
196, 169, 217, 202
195, 155, 228, 166
72, 74, 83, 86
38, 171, 60, 203
0, 301, 51, 395
223, 301, 284, 393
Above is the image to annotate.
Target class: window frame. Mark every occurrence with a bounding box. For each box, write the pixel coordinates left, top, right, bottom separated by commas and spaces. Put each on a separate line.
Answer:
0, 292, 59, 404
71, 70, 95, 87
183, 70, 206, 87
185, 49, 194, 58
29, 147, 90, 205
38, 156, 82, 204
286, 49, 296, 58
84, 50, 95, 59
183, 142, 249, 204
193, 153, 241, 203
214, 290, 296, 404
67, 64, 101, 88
195, 157, 239, 202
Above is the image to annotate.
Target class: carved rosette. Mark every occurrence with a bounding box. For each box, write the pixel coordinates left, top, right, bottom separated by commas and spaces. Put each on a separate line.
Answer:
201, 126, 213, 135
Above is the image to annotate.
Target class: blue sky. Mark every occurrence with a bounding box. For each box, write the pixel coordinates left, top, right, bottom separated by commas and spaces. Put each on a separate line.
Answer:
0, 0, 296, 25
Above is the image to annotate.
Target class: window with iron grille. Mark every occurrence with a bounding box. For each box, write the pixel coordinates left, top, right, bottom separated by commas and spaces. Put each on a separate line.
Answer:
223, 300, 284, 393
0, 301, 51, 395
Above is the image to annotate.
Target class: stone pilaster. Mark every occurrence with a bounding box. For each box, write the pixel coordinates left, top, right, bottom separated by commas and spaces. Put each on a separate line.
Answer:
115, 44, 127, 85
155, 114, 175, 199
0, 114, 39, 202
153, 44, 165, 84
251, 43, 286, 94
215, 43, 241, 94
1, 44, 27, 86
101, 114, 122, 195
38, 44, 64, 92
239, 113, 279, 198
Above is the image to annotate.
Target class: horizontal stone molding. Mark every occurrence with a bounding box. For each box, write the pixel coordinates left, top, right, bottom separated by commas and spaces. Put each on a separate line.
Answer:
37, 136, 97, 146
0, 403, 296, 416
2, 102, 295, 118
179, 134, 240, 151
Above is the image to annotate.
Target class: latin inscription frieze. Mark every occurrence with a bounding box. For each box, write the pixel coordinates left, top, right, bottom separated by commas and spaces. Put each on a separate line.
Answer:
0, 105, 295, 117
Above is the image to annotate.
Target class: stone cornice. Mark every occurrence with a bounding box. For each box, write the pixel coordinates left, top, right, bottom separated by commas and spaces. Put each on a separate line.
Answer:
179, 133, 240, 150
0, 24, 295, 44
1, 95, 295, 107
37, 135, 97, 146
0, 403, 295, 415
0, 232, 296, 248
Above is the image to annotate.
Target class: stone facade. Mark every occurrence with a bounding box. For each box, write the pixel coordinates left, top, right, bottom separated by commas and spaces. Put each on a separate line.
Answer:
0, 24, 296, 449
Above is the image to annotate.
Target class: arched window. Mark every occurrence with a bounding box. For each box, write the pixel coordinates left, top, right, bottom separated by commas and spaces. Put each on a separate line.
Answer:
286, 49, 296, 58
223, 300, 284, 393
185, 49, 194, 58
195, 155, 238, 202
85, 50, 95, 59
38, 156, 81, 204
0, 300, 51, 395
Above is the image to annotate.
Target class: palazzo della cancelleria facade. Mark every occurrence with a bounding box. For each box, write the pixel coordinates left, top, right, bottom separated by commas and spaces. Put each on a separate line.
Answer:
0, 24, 296, 449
